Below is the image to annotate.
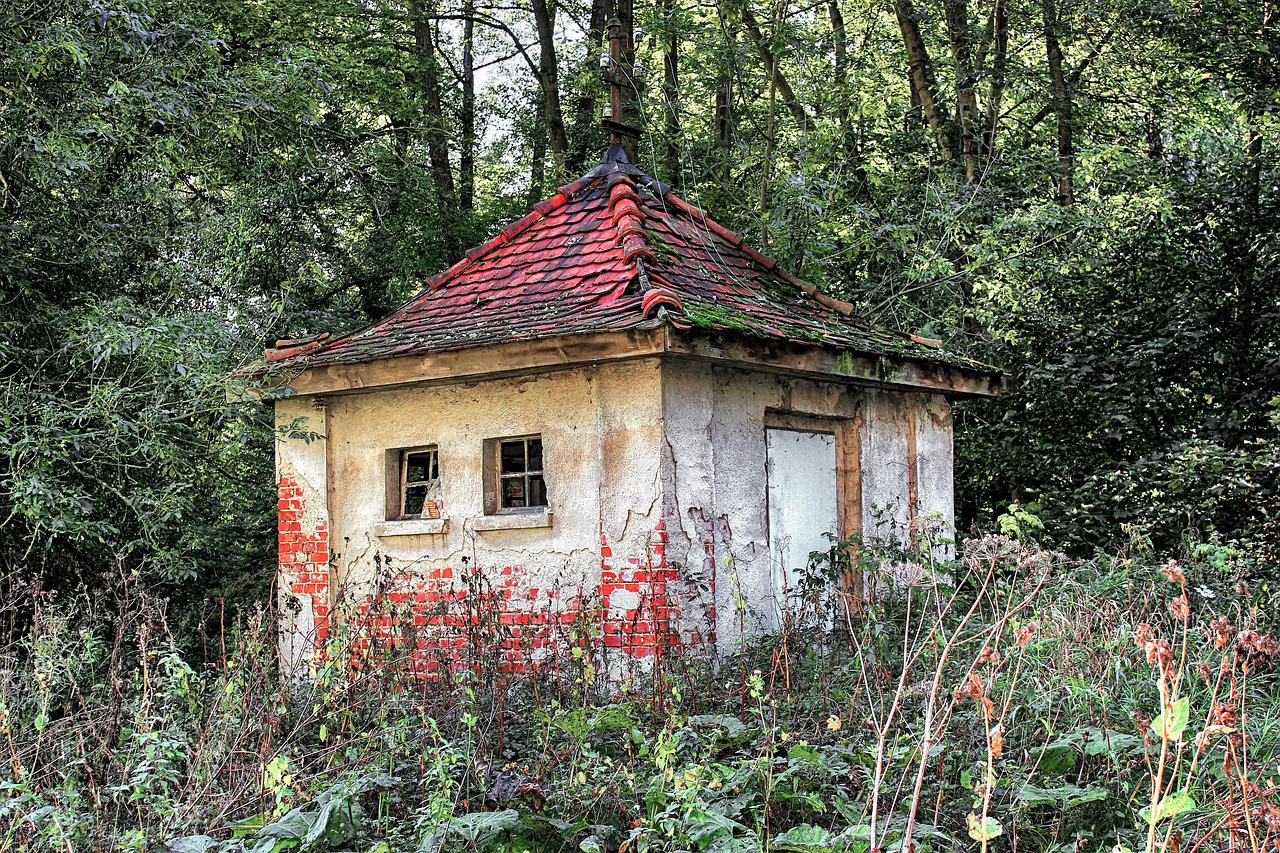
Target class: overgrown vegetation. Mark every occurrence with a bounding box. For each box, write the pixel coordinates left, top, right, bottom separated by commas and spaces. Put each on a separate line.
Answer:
3, 0, 1277, 619
2, 0, 1277, 849
3, 532, 1277, 852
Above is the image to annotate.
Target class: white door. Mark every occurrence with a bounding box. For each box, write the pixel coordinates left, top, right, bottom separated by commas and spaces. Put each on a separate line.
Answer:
766, 428, 839, 626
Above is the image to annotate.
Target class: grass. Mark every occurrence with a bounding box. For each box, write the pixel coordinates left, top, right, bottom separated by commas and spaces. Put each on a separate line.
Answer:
1, 530, 1277, 853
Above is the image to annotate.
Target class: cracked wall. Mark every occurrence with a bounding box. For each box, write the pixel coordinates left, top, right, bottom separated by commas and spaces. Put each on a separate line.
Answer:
275, 360, 682, 679
661, 360, 954, 651
276, 355, 954, 678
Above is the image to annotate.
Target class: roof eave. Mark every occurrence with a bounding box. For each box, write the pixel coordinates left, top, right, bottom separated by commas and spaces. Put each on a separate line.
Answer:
255, 327, 671, 398
248, 322, 1002, 401
664, 327, 1004, 398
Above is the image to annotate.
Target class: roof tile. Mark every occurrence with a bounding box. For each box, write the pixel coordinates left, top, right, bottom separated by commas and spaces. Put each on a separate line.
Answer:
272, 149, 981, 371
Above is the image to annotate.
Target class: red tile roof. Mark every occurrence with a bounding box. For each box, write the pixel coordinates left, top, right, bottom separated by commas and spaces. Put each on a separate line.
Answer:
268, 146, 982, 372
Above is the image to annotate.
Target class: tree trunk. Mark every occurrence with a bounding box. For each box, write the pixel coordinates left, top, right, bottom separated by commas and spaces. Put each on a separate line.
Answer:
662, 0, 681, 180
714, 80, 732, 185
529, 90, 549, 207
906, 75, 922, 133
407, 0, 459, 253
734, 0, 815, 133
982, 0, 1007, 157
829, 0, 855, 155
1042, 0, 1075, 205
893, 0, 957, 160
1245, 0, 1276, 213
460, 1, 476, 212
530, 0, 569, 168
760, 50, 778, 248
568, 0, 610, 173
943, 0, 979, 179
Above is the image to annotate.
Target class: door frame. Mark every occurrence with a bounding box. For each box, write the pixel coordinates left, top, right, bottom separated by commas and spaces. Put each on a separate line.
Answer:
764, 409, 863, 602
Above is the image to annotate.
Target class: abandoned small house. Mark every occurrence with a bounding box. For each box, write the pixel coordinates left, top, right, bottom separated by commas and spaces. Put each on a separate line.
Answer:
267, 22, 1001, 678
265, 135, 1001, 678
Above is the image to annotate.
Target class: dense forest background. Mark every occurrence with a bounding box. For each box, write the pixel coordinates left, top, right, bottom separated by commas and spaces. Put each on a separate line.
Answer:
2, 0, 1277, 637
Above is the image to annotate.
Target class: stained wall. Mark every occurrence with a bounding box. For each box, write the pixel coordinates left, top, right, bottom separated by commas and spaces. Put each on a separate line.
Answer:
275, 355, 955, 675
660, 360, 954, 648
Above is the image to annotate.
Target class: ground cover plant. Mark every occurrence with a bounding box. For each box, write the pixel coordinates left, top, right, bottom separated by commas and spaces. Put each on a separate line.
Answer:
2, 529, 1277, 853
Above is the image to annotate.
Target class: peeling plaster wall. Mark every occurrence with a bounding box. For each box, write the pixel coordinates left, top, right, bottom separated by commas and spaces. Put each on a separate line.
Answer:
275, 360, 669, 676
912, 392, 956, 548
660, 360, 954, 652
275, 396, 330, 677
276, 352, 956, 676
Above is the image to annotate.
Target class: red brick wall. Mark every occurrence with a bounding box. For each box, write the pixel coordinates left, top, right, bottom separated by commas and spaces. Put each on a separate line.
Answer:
277, 475, 331, 640
279, 479, 709, 679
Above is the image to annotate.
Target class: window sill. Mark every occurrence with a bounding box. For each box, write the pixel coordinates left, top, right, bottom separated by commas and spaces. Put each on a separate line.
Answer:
472, 508, 553, 532
375, 518, 448, 538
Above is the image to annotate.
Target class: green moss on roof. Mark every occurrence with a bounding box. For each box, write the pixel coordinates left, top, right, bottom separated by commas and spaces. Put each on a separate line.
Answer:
683, 300, 755, 333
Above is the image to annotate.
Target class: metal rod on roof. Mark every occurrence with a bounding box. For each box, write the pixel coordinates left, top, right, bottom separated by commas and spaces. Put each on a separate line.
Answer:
607, 17, 623, 146
601, 13, 641, 160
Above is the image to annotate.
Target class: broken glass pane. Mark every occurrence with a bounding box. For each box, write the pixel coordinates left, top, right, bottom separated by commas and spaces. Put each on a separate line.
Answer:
405, 450, 435, 483
527, 474, 546, 507
500, 440, 526, 474
502, 477, 526, 508
404, 484, 428, 516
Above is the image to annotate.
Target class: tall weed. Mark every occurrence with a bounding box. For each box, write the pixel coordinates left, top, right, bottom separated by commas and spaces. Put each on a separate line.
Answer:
0, 534, 1275, 853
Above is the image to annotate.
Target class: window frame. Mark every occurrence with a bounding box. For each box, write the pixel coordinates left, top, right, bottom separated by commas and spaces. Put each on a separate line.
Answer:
385, 445, 443, 521
483, 434, 548, 515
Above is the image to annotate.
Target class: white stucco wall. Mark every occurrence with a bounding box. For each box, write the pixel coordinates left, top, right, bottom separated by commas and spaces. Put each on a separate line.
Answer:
315, 360, 663, 598
274, 359, 667, 676
661, 361, 954, 651
276, 353, 955, 671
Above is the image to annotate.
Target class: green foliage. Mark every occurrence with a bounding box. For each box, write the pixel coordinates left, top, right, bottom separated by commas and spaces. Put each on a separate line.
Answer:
2, 0, 1277, 643
3, 537, 1277, 853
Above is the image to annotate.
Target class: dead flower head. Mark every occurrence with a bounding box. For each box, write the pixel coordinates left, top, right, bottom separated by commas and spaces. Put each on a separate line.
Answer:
977, 646, 1001, 666
1209, 702, 1239, 727
1169, 594, 1190, 620
989, 722, 1005, 757
954, 673, 995, 720
1161, 559, 1186, 585
1145, 638, 1175, 671
1133, 623, 1153, 649
1257, 802, 1280, 833
1014, 622, 1037, 649
955, 673, 984, 700
1210, 616, 1234, 650
1131, 708, 1152, 742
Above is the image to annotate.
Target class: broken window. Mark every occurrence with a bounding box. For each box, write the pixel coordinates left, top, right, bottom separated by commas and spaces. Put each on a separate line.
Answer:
490, 435, 546, 511
399, 447, 443, 519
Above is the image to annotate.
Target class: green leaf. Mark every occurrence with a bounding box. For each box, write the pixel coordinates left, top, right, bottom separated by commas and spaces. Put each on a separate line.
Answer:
1139, 789, 1196, 825
966, 814, 1004, 842
1151, 697, 1191, 742
1017, 783, 1109, 809
1081, 727, 1142, 757
772, 824, 834, 852
305, 796, 360, 847
687, 811, 745, 844
689, 714, 747, 737
421, 808, 520, 850
164, 836, 221, 853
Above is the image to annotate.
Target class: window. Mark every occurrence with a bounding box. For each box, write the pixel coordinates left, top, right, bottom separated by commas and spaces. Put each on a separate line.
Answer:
483, 435, 546, 513
499, 436, 546, 509
397, 447, 443, 519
